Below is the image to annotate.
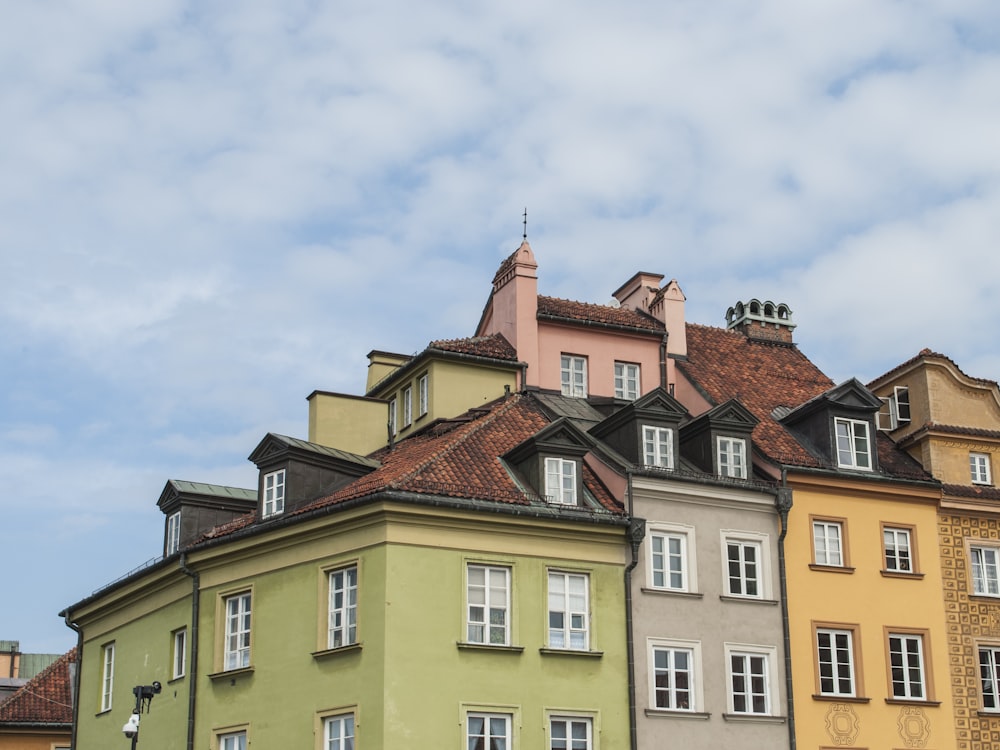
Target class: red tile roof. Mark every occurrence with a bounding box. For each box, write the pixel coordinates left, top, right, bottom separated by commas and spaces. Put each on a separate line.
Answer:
869, 348, 999, 390
0, 647, 75, 726
537, 296, 664, 333
429, 333, 519, 361
943, 482, 1000, 502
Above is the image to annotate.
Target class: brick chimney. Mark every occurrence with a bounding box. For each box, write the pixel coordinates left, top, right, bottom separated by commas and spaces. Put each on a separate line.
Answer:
478, 240, 539, 377
725, 299, 795, 344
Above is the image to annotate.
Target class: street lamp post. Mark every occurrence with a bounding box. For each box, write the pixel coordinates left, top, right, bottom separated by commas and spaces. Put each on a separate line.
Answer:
122, 682, 161, 748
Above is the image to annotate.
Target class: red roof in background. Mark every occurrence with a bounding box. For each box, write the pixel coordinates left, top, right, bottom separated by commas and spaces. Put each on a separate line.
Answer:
537, 295, 664, 333
0, 647, 75, 726
429, 333, 519, 361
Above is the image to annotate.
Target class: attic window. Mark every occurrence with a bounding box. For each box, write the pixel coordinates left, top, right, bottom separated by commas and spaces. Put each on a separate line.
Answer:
166, 511, 181, 555
717, 437, 747, 479
544, 457, 577, 504
878, 387, 911, 431
263, 469, 286, 518
642, 426, 674, 469
834, 418, 872, 471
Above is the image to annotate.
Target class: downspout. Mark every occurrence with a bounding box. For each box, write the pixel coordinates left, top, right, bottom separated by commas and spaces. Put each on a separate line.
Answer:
624, 470, 646, 750
179, 554, 200, 750
62, 613, 82, 750
776, 469, 796, 750
659, 333, 668, 391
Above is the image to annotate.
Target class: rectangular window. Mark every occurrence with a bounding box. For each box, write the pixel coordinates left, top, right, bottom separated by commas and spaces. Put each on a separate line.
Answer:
726, 540, 761, 597
549, 716, 592, 750
324, 713, 355, 750
219, 732, 246, 750
100, 642, 115, 712
614, 362, 640, 400
972, 453, 993, 485
888, 633, 926, 700
729, 651, 770, 714
980, 646, 1000, 711
418, 373, 428, 416
650, 532, 688, 591
813, 519, 845, 567
388, 397, 397, 436
548, 571, 589, 650
468, 712, 510, 750
835, 417, 872, 470
816, 627, 856, 697
403, 386, 412, 427
717, 437, 747, 478
262, 469, 285, 518
652, 645, 695, 710
560, 355, 587, 398
544, 457, 577, 505
224, 592, 252, 670
642, 425, 674, 469
883, 526, 913, 573
894, 386, 911, 424
172, 629, 187, 679
166, 511, 181, 555
467, 565, 510, 646
328, 567, 358, 649
972, 545, 1000, 596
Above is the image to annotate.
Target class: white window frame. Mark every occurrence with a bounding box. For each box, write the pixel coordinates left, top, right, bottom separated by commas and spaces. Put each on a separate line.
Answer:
649, 637, 703, 712
467, 564, 510, 646
614, 361, 640, 400
218, 731, 247, 750
328, 566, 358, 649
722, 532, 767, 599
888, 632, 926, 700
648, 524, 696, 592
166, 510, 181, 555
834, 417, 872, 470
418, 373, 428, 416
642, 425, 674, 469
883, 527, 913, 573
560, 355, 588, 398
972, 452, 993, 485
894, 386, 911, 424
224, 592, 252, 671
725, 643, 778, 716
262, 469, 285, 518
100, 642, 114, 712
717, 436, 747, 478
980, 645, 1000, 711
544, 457, 577, 505
172, 628, 187, 679
548, 571, 589, 650
813, 520, 844, 567
402, 385, 412, 427
388, 397, 397, 436
549, 715, 592, 750
324, 713, 355, 750
816, 627, 856, 697
467, 712, 511, 750
972, 545, 1000, 596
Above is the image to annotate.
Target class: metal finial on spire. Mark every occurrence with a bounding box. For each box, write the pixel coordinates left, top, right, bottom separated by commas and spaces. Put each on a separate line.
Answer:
522, 207, 528, 240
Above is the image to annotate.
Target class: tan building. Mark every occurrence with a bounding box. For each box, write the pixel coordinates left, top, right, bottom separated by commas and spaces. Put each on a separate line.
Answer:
0, 648, 75, 750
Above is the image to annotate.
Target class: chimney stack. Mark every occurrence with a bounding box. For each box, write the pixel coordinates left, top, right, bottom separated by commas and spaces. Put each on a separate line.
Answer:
725, 299, 795, 344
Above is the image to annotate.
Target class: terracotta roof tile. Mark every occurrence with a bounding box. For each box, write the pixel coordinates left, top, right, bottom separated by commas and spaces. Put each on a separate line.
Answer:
429, 333, 519, 361
942, 482, 1000, 502
869, 348, 999, 390
0, 647, 76, 725
914, 423, 1000, 441
537, 296, 664, 333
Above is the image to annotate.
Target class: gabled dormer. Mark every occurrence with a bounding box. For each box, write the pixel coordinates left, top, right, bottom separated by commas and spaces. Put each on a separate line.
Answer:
503, 419, 596, 507
248, 434, 380, 520
780, 379, 882, 473
156, 480, 257, 556
678, 398, 759, 479
589, 388, 688, 471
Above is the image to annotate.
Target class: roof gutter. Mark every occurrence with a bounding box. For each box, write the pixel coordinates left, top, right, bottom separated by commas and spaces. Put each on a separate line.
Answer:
179, 553, 200, 750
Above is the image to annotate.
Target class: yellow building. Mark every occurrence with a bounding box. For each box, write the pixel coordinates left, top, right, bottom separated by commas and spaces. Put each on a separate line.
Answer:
870, 350, 1000, 749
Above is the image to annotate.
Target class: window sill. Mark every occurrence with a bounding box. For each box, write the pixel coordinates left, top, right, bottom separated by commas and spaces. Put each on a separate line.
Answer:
539, 647, 603, 658
312, 643, 362, 660
167, 675, 185, 685
977, 710, 1000, 717
812, 694, 870, 703
885, 698, 941, 707
719, 595, 779, 606
880, 569, 925, 580
208, 666, 254, 682
969, 594, 1000, 602
809, 564, 856, 574
644, 708, 710, 720
722, 713, 787, 724
641, 587, 703, 599
457, 642, 524, 654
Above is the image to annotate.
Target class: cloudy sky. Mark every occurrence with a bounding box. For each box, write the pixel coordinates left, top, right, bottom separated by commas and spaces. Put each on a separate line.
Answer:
3, 0, 999, 654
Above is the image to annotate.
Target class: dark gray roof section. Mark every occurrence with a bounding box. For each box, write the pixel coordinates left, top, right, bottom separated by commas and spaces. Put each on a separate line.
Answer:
166, 480, 257, 502
532, 393, 607, 430
255, 433, 381, 469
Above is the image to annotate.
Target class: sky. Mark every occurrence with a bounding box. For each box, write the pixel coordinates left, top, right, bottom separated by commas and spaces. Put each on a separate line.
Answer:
2, 0, 1000, 655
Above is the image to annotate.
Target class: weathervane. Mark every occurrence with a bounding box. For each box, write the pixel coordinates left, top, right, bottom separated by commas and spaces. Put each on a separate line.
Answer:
522, 207, 528, 240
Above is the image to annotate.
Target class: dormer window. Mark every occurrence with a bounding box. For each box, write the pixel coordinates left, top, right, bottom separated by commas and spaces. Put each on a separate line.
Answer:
717, 437, 747, 478
643, 426, 674, 469
834, 418, 872, 471
972, 453, 993, 485
388, 398, 397, 436
545, 457, 577, 504
166, 511, 181, 555
403, 386, 413, 427
263, 469, 286, 518
560, 355, 588, 398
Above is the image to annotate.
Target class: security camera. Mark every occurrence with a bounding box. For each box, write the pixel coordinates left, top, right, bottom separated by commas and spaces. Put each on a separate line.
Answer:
122, 712, 140, 739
